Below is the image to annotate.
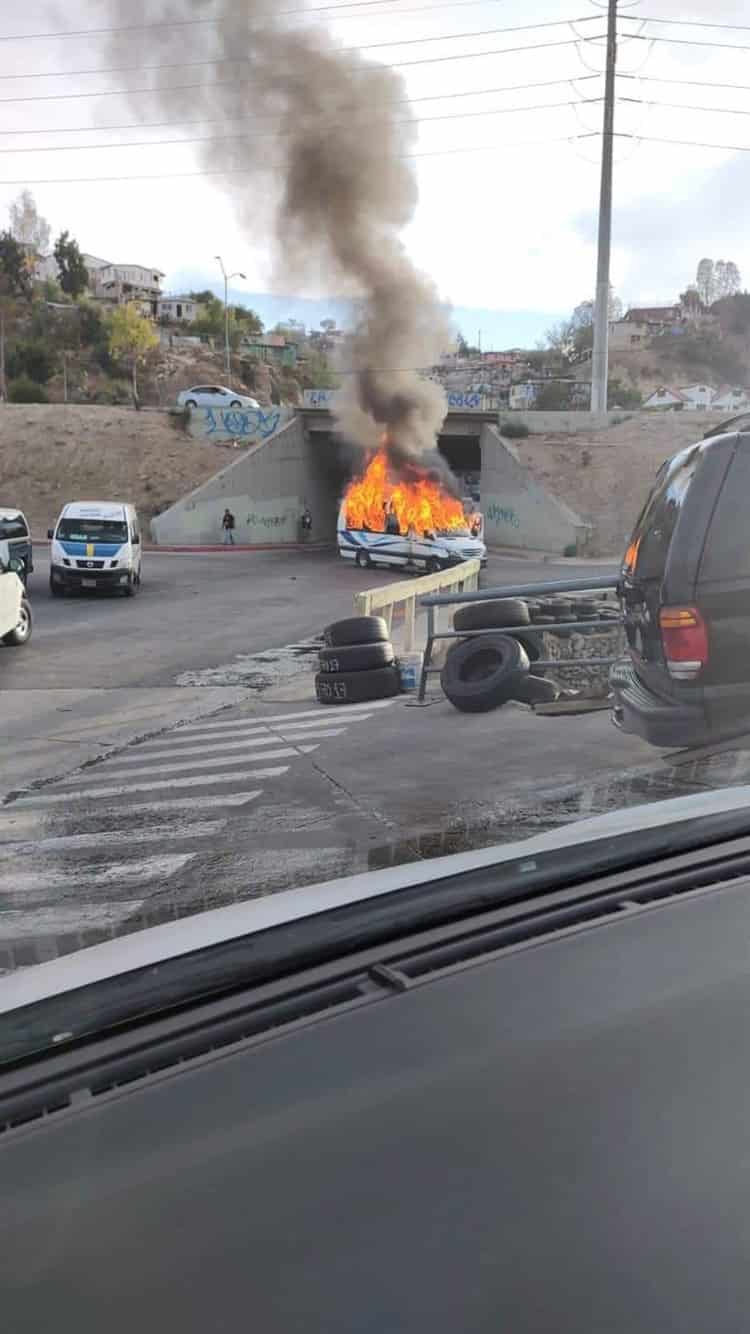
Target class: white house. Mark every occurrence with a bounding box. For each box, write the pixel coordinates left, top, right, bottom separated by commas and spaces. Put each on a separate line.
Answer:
643, 386, 689, 410
712, 386, 750, 412
680, 384, 714, 410
156, 295, 199, 323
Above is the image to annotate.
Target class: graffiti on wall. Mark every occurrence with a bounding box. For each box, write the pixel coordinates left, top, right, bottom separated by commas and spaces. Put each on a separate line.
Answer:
245, 508, 297, 531
302, 386, 497, 412
203, 405, 283, 440
486, 500, 521, 529
302, 388, 339, 408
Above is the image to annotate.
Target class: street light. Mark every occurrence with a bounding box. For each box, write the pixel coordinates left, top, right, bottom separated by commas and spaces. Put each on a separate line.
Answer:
215, 255, 246, 382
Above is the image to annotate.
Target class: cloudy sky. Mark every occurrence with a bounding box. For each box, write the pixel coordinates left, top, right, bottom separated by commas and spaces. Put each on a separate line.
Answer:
0, 0, 748, 344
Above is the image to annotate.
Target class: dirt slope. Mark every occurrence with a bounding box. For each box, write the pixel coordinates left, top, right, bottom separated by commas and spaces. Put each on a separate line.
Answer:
516, 412, 718, 555
0, 404, 231, 537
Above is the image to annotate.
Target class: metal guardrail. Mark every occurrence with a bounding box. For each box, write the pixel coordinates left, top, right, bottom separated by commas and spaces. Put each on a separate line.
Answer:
354, 558, 481, 653
418, 574, 621, 701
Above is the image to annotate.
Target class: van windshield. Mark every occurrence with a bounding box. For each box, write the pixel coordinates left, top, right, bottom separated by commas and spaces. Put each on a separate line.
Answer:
57, 519, 128, 543
624, 447, 700, 580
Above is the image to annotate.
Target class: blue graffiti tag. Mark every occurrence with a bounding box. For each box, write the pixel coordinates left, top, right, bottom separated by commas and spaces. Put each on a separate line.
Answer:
447, 391, 482, 409
204, 406, 281, 439
486, 501, 521, 529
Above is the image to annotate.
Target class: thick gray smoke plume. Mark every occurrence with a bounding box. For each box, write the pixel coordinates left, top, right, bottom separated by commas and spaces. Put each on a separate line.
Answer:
103, 0, 449, 476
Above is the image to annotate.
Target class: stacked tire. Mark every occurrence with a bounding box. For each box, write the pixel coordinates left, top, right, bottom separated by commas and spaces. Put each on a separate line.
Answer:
316, 616, 402, 705
442, 597, 557, 713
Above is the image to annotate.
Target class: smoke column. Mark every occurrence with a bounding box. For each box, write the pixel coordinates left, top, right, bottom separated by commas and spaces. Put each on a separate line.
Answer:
102, 0, 449, 474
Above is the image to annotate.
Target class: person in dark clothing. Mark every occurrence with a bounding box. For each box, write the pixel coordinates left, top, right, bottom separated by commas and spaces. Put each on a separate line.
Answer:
385, 502, 401, 536
222, 508, 236, 545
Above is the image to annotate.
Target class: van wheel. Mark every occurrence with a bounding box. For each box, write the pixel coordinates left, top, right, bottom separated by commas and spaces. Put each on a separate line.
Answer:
3, 598, 32, 646
49, 577, 65, 598
123, 575, 138, 597
355, 550, 371, 569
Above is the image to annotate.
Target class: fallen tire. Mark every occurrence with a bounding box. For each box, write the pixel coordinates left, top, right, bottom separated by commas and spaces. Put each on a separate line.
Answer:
440, 634, 529, 714
453, 598, 530, 633
315, 664, 401, 705
319, 641, 394, 673
512, 674, 558, 705
323, 615, 389, 648
511, 630, 543, 664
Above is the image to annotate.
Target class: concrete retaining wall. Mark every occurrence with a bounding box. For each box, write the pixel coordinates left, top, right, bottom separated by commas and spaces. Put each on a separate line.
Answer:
151, 416, 341, 546
498, 410, 624, 434
480, 423, 588, 554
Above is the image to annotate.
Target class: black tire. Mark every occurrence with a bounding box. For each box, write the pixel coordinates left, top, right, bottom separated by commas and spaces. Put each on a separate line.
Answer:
122, 574, 138, 597
529, 612, 554, 625
185, 399, 197, 409
441, 634, 529, 714
230, 400, 242, 408
511, 630, 543, 665
355, 550, 371, 569
315, 664, 401, 705
49, 576, 65, 598
552, 601, 573, 620
2, 597, 32, 646
319, 641, 394, 673
323, 615, 389, 647
453, 598, 530, 633
512, 674, 558, 705
426, 557, 442, 574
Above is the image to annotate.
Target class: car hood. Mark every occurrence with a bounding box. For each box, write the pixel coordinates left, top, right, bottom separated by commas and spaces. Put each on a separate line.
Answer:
3, 784, 750, 1015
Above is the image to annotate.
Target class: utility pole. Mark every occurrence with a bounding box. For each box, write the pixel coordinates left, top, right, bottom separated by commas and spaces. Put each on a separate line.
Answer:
215, 255, 246, 383
590, 0, 617, 416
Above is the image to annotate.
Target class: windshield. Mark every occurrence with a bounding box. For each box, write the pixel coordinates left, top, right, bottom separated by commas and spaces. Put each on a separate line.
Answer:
56, 519, 128, 543
2, 0, 749, 1070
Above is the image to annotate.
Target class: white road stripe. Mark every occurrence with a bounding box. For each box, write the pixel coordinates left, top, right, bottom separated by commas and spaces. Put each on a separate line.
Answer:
59, 740, 328, 785
106, 791, 264, 816
0, 820, 226, 855
15, 762, 296, 804
0, 854, 194, 897
0, 792, 262, 838
0, 902, 144, 941
117, 725, 348, 766
177, 699, 397, 733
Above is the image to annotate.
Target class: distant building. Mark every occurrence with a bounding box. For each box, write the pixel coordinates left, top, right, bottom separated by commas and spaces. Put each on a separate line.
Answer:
680, 384, 714, 410
643, 386, 690, 410
157, 295, 199, 323
712, 385, 750, 412
609, 318, 651, 351
241, 332, 298, 368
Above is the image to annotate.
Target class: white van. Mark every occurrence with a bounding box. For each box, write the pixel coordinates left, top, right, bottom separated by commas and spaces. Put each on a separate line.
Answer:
48, 502, 142, 597
0, 542, 31, 646
337, 502, 486, 572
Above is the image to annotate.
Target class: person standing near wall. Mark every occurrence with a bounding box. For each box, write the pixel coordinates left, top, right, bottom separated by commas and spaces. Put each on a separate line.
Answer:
300, 504, 313, 542
222, 508, 236, 545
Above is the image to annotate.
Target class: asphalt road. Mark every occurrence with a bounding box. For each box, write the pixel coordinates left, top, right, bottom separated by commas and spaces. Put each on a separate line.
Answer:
2, 544, 649, 971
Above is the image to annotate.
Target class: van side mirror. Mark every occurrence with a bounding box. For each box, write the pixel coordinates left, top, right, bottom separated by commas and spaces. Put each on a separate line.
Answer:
8, 557, 25, 575
47, 529, 53, 540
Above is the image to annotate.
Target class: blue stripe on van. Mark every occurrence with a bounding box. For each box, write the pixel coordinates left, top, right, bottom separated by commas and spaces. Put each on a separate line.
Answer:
59, 541, 123, 557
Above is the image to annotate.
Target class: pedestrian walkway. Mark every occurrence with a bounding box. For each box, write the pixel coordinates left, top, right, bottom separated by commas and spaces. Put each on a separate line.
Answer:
0, 699, 399, 972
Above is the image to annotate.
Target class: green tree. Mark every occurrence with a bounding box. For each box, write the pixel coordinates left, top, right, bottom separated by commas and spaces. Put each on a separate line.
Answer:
53, 230, 89, 299
108, 303, 159, 404
7, 338, 56, 384
0, 230, 31, 298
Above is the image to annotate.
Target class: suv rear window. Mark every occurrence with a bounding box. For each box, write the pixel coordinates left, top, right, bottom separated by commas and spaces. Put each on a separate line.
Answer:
0, 515, 28, 540
697, 437, 750, 582
624, 446, 700, 580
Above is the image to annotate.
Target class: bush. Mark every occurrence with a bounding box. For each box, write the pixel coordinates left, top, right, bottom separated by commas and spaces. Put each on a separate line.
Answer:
6, 338, 56, 384
8, 376, 49, 403
499, 419, 529, 438
563, 542, 578, 557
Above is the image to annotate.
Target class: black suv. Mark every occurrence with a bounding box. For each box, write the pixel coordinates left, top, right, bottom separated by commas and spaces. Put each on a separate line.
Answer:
611, 427, 750, 748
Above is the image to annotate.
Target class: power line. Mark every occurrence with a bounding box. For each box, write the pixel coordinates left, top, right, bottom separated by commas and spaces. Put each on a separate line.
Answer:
0, 15, 601, 82
0, 97, 600, 154
620, 95, 750, 119
619, 72, 750, 95
0, 131, 596, 184
0, 38, 589, 102
0, 74, 601, 136
616, 130, 750, 153
623, 14, 750, 35
625, 32, 750, 55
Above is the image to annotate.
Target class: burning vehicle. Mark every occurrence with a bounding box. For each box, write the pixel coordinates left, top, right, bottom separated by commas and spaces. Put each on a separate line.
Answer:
338, 451, 486, 572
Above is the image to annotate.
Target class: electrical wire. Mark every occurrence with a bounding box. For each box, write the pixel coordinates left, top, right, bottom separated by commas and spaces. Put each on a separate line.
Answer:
0, 15, 602, 82
0, 38, 590, 102
625, 33, 750, 55
616, 130, 750, 153
0, 73, 602, 135
619, 72, 750, 95
620, 96, 750, 120
623, 14, 750, 35
0, 97, 600, 154
0, 131, 597, 184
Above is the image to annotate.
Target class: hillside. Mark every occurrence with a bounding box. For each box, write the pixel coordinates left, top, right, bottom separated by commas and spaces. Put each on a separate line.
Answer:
516, 412, 717, 554
0, 405, 230, 536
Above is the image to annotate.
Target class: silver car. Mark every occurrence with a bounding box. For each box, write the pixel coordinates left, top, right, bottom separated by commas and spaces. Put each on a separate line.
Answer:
176, 384, 260, 410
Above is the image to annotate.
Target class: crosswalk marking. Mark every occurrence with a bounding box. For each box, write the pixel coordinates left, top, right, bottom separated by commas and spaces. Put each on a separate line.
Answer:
116, 727, 346, 767
56, 741, 324, 787
0, 902, 144, 940
14, 763, 296, 805
176, 699, 398, 734
1, 854, 194, 897
0, 820, 226, 856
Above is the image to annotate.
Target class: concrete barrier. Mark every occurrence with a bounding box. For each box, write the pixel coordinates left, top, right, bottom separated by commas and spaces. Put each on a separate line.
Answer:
186, 403, 292, 443
354, 559, 481, 653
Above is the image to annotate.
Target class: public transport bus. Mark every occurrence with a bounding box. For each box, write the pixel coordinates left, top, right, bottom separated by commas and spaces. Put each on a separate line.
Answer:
337, 501, 486, 573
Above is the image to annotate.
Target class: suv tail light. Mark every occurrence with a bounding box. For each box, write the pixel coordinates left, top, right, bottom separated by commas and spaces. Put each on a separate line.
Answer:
659, 606, 708, 680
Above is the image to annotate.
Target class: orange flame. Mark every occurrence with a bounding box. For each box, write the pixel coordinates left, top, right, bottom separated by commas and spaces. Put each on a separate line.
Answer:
343, 450, 467, 536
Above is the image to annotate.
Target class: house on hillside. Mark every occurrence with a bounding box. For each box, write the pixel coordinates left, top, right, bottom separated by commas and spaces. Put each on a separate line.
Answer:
609, 317, 651, 351
680, 384, 714, 410
241, 332, 298, 368
712, 385, 750, 412
643, 386, 689, 410
156, 295, 200, 323
89, 263, 164, 314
